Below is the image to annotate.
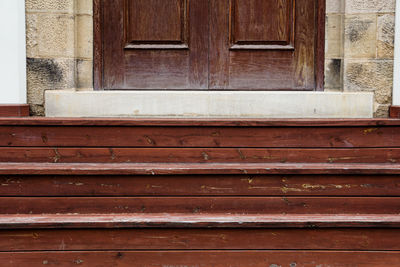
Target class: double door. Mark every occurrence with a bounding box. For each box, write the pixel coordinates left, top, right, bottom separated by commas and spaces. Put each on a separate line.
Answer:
98, 0, 321, 90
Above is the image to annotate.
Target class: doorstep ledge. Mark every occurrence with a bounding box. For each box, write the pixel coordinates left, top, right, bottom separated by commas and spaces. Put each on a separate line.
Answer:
45, 90, 374, 118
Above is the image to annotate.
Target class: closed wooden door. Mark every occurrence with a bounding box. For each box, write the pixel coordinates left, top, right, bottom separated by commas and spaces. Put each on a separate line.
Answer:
95, 0, 324, 90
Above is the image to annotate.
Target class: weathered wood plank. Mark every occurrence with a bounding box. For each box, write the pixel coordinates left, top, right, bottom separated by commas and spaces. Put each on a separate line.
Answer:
0, 118, 400, 127
1, 251, 400, 266
1, 126, 400, 148
1, 197, 399, 214
1, 228, 400, 251
0, 162, 400, 175
1, 214, 400, 229
1, 174, 399, 196
1, 148, 400, 163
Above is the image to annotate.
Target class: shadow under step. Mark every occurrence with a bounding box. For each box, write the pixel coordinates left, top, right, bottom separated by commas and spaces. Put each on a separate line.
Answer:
1, 214, 400, 229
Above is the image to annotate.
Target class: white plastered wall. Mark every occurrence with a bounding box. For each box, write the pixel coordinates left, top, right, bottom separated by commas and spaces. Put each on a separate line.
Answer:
0, 0, 27, 104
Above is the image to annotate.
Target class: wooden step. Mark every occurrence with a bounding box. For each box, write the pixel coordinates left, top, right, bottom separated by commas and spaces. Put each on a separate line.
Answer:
0, 162, 400, 175
3, 228, 400, 251
4, 196, 400, 215
2, 173, 400, 196
3, 251, 400, 267
2, 147, 400, 163
1, 119, 400, 148
1, 214, 400, 229
1, 196, 400, 214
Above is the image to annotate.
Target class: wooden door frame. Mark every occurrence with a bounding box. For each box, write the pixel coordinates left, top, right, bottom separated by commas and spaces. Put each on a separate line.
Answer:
93, 0, 325, 91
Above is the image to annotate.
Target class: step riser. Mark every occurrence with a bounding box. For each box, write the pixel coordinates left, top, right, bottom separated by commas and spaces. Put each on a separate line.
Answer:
2, 126, 400, 148
1, 197, 399, 214
1, 228, 399, 251
1, 174, 399, 196
2, 251, 400, 267
1, 119, 400, 262
2, 148, 400, 163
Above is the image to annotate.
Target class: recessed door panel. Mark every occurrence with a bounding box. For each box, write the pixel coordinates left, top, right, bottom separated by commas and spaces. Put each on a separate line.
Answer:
230, 0, 295, 50
125, 0, 189, 49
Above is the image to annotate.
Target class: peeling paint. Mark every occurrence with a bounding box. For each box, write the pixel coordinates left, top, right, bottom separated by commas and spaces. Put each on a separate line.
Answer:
144, 135, 156, 145
109, 148, 116, 160
202, 152, 209, 161
237, 149, 246, 160
363, 128, 379, 135
302, 184, 327, 190
53, 148, 61, 163
73, 259, 84, 265
281, 186, 304, 193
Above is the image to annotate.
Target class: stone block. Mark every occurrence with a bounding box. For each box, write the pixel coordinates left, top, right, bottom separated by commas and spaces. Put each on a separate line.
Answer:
345, 0, 395, 14
27, 57, 75, 105
344, 15, 377, 59
325, 59, 343, 90
344, 59, 393, 104
76, 14, 93, 59
34, 13, 75, 58
29, 104, 45, 117
76, 0, 93, 15
374, 103, 391, 117
377, 13, 395, 59
76, 59, 93, 89
45, 91, 374, 118
326, 0, 344, 14
25, 13, 39, 58
26, 0, 74, 13
325, 14, 343, 58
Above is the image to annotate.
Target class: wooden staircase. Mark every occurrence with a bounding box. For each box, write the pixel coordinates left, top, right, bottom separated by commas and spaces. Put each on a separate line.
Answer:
1, 118, 400, 266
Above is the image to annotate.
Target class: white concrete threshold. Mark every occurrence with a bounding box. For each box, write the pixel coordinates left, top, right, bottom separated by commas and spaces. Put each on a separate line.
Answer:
45, 90, 374, 118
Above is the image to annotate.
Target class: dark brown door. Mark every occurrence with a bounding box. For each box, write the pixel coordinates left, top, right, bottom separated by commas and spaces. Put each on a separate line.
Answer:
96, 0, 323, 90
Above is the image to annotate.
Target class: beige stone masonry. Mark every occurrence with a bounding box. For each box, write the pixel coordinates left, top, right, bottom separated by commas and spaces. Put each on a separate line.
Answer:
26, 0, 93, 115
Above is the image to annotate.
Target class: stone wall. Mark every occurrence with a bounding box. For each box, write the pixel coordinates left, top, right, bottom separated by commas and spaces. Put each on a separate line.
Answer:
26, 0, 395, 117
26, 0, 92, 115
325, 0, 395, 117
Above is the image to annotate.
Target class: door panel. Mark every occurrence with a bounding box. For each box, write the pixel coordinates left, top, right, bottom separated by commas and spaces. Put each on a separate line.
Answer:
230, 0, 295, 49
125, 0, 189, 49
210, 0, 316, 90
103, 0, 209, 89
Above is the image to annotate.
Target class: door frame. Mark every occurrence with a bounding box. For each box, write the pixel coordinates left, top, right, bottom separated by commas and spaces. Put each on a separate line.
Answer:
93, 0, 326, 91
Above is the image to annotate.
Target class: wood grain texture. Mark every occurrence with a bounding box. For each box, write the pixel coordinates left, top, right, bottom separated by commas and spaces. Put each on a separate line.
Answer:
230, 0, 295, 49
1, 147, 400, 163
102, 0, 208, 89
216, 0, 317, 89
1, 174, 399, 197
1, 214, 400, 229
316, 0, 326, 91
0, 105, 29, 117
1, 162, 400, 175
0, 118, 399, 260
2, 126, 400, 147
93, 0, 103, 90
1, 251, 400, 267
125, 0, 187, 45
102, 0, 125, 89
96, 0, 324, 90
1, 197, 400, 214
2, 228, 400, 251
390, 106, 400, 118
